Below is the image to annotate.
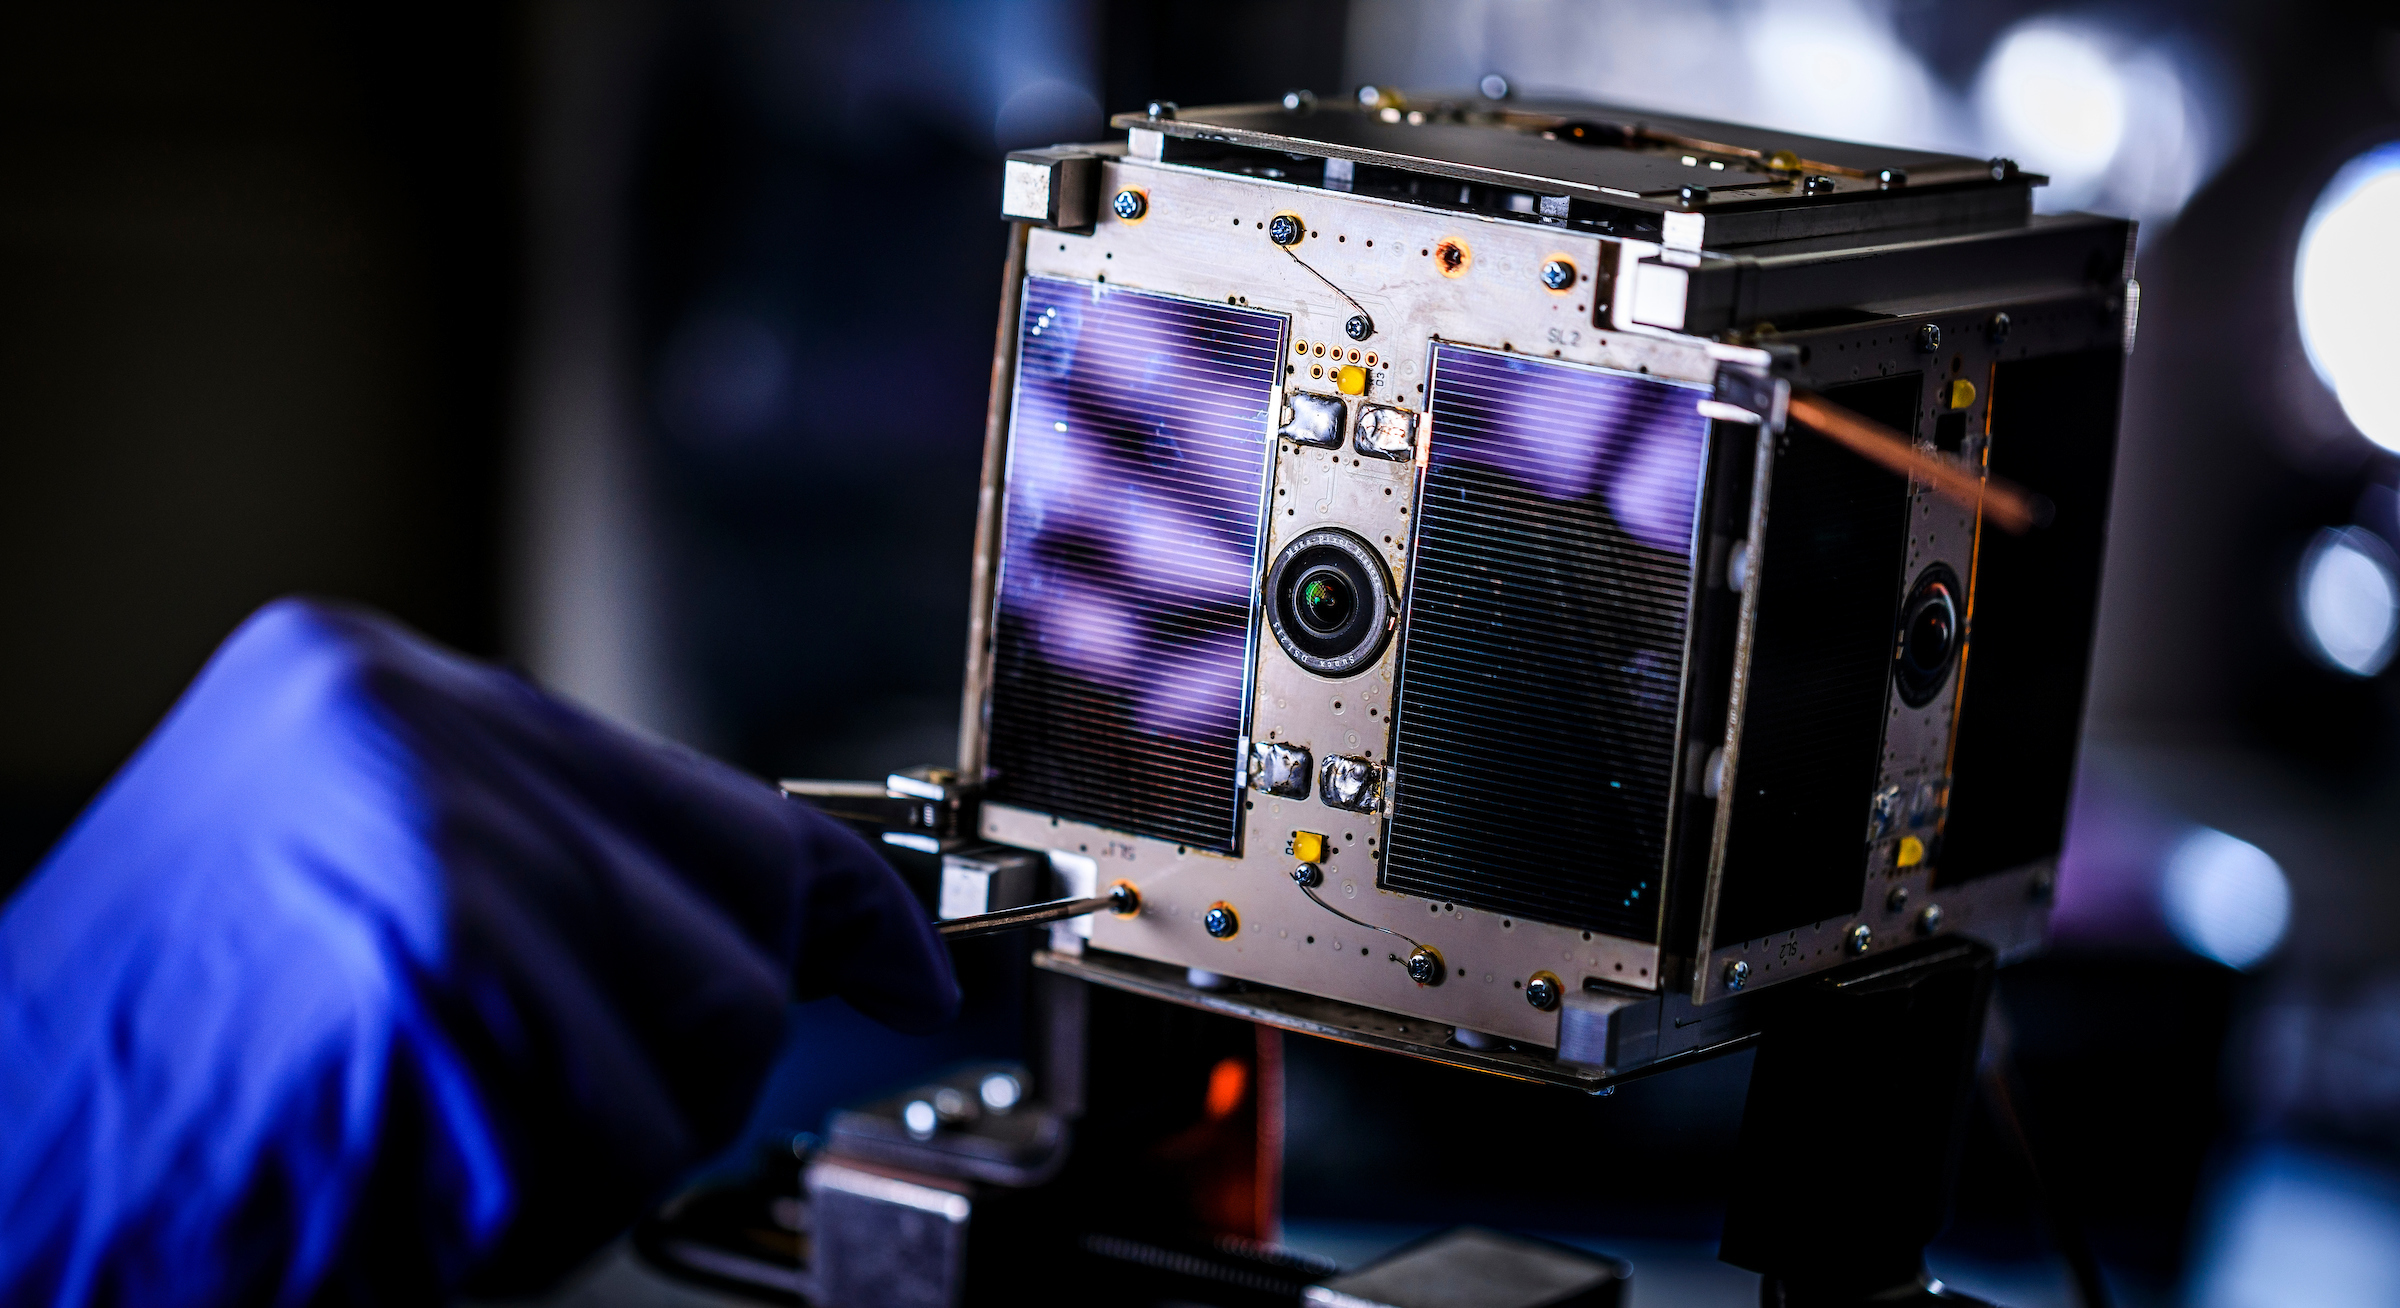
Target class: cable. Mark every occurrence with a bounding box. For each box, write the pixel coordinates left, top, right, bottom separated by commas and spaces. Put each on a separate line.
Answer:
1290, 865, 1430, 974
1981, 1008, 2111, 1308
1279, 246, 1374, 337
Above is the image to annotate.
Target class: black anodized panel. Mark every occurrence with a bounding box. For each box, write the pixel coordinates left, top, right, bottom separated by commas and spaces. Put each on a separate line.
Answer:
1713, 374, 1917, 946
1938, 349, 2123, 884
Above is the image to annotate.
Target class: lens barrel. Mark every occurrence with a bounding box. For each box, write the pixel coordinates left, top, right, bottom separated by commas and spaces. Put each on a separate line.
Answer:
1895, 563, 1962, 706
1266, 528, 1396, 678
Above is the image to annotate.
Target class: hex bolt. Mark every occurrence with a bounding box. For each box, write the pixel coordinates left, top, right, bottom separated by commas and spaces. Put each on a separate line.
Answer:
1524, 972, 1561, 1011
1291, 861, 1323, 888
1203, 904, 1239, 938
1918, 903, 1945, 936
1268, 214, 1305, 246
1345, 314, 1374, 341
1110, 189, 1146, 222
1887, 884, 1910, 913
1917, 323, 1943, 353
1847, 922, 1874, 955
1540, 258, 1576, 291
1724, 959, 1750, 992
1406, 946, 1444, 985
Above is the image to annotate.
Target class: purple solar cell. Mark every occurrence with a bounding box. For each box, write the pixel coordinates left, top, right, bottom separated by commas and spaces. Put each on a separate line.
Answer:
985, 277, 1284, 852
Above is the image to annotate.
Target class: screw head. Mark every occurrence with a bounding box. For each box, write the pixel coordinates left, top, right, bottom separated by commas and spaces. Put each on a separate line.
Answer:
1724, 959, 1750, 992
1678, 184, 1710, 205
1344, 313, 1374, 341
1267, 214, 1305, 246
1918, 903, 1945, 935
1405, 946, 1444, 985
1291, 861, 1323, 888
1479, 73, 1511, 100
1988, 311, 2013, 342
1524, 972, 1562, 1010
1916, 322, 1943, 353
1878, 168, 1908, 186
901, 1099, 938, 1139
1110, 189, 1146, 221
1887, 884, 1910, 913
1203, 904, 1239, 939
1803, 174, 1837, 194
1281, 89, 1317, 113
1540, 258, 1576, 291
1847, 922, 1874, 955
1147, 100, 1179, 121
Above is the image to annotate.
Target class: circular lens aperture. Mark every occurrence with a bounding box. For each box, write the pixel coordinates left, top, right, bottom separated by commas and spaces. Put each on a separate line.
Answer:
1297, 568, 1355, 634
1894, 564, 1962, 706
1266, 529, 1396, 678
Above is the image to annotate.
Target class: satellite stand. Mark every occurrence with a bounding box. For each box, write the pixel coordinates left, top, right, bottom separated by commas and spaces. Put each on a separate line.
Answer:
1720, 938, 1999, 1307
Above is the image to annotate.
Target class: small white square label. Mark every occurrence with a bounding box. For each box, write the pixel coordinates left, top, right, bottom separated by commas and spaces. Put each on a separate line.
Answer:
1632, 263, 1690, 331
1001, 159, 1052, 221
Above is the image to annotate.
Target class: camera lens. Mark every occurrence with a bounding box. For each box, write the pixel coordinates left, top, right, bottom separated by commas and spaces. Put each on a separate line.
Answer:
1266, 529, 1395, 678
1894, 564, 1961, 707
1297, 567, 1355, 634
1905, 598, 1954, 672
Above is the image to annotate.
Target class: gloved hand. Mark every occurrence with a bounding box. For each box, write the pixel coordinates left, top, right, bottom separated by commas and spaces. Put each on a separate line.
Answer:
0, 598, 959, 1305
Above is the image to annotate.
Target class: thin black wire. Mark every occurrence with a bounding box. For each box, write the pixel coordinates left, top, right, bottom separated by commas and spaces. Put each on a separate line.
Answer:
1296, 879, 1425, 954
1281, 245, 1371, 326
1982, 1007, 2112, 1308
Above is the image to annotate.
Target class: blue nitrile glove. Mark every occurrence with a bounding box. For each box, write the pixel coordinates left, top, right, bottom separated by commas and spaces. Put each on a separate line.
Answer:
0, 597, 959, 1305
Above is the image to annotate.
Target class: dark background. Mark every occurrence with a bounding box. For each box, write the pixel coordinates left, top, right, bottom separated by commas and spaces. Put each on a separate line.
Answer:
5, 3, 2399, 1303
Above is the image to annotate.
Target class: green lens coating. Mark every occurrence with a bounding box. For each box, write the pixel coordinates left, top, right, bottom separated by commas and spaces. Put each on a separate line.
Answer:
1300, 573, 1353, 630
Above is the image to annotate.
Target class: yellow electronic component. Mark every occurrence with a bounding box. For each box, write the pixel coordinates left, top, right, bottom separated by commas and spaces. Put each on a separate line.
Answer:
1896, 835, 1925, 868
1947, 379, 1977, 410
1287, 830, 1326, 863
1337, 364, 1368, 395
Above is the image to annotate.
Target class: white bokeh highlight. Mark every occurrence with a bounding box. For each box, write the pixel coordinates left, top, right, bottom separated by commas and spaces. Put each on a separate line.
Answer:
2162, 828, 2292, 971
1977, 24, 2128, 204
2295, 146, 2400, 452
2297, 527, 2400, 677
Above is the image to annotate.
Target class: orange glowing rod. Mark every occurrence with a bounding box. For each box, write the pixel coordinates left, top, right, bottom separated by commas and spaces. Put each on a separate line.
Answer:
1786, 389, 2044, 535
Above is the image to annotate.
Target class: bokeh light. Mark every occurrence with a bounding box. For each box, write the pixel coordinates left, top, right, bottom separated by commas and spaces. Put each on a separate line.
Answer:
1972, 19, 2235, 226
2162, 828, 2291, 971
1743, 2, 1944, 149
1976, 23, 2128, 201
2295, 144, 2400, 452
2296, 527, 2400, 677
